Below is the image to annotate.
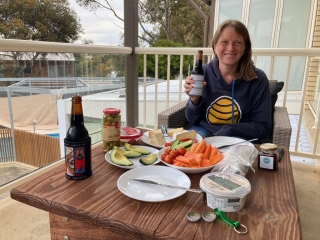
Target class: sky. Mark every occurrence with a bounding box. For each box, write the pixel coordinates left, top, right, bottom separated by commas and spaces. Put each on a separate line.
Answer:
68, 0, 124, 46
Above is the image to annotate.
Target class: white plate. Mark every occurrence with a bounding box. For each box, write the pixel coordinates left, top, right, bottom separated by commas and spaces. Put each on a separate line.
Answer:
141, 130, 203, 149
117, 165, 191, 202
204, 136, 254, 152
105, 145, 160, 169
157, 147, 218, 174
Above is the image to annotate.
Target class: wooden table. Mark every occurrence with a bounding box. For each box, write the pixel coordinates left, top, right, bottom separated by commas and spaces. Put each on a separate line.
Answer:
10, 140, 302, 240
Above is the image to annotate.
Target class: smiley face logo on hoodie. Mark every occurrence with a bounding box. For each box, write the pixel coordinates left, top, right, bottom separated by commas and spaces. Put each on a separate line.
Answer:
206, 96, 241, 124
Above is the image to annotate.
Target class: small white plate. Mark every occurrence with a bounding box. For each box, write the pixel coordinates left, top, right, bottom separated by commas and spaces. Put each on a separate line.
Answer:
105, 145, 160, 169
204, 136, 254, 152
141, 130, 203, 149
117, 165, 191, 202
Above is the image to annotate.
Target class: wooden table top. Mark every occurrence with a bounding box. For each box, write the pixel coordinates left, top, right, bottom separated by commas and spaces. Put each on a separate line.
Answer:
10, 139, 302, 240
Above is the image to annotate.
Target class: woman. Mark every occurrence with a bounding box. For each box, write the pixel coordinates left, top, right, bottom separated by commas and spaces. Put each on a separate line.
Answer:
184, 19, 272, 142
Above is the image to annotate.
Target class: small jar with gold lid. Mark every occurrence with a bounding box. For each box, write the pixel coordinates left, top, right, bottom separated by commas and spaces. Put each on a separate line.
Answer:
258, 143, 278, 171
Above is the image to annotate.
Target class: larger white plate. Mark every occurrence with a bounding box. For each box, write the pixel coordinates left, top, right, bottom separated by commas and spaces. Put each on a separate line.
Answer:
105, 145, 160, 169
157, 147, 218, 174
204, 136, 254, 152
141, 130, 203, 149
117, 165, 191, 202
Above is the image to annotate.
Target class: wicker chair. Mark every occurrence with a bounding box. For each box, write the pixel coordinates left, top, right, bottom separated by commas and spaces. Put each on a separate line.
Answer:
157, 99, 292, 148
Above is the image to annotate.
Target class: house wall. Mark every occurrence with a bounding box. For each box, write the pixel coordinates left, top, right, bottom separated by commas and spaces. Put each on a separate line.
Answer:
307, 0, 320, 109
0, 60, 75, 79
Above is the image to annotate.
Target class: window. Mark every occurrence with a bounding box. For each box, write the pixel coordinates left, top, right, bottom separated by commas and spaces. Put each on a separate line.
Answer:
23, 66, 32, 75
49, 65, 68, 77
0, 65, 4, 78
58, 65, 68, 77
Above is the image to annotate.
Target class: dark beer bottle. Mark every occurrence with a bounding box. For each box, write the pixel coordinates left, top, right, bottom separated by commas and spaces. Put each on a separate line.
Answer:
190, 50, 204, 96
64, 95, 92, 180
192, 50, 204, 75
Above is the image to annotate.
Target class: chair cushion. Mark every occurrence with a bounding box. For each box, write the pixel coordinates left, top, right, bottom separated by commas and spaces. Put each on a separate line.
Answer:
260, 80, 284, 144
269, 81, 284, 108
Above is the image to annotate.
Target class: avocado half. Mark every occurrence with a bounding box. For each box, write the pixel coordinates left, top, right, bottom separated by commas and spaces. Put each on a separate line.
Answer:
110, 149, 133, 166
139, 153, 158, 165
123, 142, 151, 155
122, 150, 142, 158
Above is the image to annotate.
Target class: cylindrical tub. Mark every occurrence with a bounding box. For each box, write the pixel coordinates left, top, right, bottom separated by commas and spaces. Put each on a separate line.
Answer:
120, 127, 143, 145
200, 172, 251, 212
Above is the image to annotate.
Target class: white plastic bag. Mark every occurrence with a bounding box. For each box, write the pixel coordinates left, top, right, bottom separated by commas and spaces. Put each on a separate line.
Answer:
211, 145, 258, 176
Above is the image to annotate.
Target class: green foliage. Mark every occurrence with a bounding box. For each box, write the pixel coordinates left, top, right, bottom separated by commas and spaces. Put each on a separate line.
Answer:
138, 39, 193, 79
0, 0, 83, 77
158, 0, 211, 47
74, 54, 126, 77
0, 0, 82, 42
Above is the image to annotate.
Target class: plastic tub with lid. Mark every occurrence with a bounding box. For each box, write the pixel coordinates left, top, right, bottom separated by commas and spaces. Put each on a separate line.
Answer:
200, 172, 251, 212
120, 127, 143, 145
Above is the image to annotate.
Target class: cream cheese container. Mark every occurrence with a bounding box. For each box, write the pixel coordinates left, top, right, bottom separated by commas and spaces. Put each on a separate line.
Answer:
200, 172, 251, 212
120, 127, 143, 145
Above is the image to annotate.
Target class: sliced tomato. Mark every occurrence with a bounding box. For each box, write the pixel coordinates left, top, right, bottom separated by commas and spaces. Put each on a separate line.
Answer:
178, 147, 187, 156
165, 148, 172, 154
164, 142, 172, 147
170, 149, 181, 158
179, 138, 191, 142
164, 155, 174, 164
161, 153, 167, 161
192, 138, 198, 143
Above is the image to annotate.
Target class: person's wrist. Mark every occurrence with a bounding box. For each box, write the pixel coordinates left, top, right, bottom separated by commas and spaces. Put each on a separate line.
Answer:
190, 96, 200, 106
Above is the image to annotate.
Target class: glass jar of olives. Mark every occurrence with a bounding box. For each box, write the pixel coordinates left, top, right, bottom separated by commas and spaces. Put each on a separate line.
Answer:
102, 108, 121, 152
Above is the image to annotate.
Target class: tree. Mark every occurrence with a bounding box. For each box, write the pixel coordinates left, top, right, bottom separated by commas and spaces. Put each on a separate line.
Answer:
76, 0, 209, 78
0, 0, 83, 78
74, 53, 125, 77
139, 39, 194, 79
76, 0, 210, 47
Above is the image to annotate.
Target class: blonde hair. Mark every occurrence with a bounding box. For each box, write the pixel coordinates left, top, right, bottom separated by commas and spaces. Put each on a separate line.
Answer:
212, 19, 257, 81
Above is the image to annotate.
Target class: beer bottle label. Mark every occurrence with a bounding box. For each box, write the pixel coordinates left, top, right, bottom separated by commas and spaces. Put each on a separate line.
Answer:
65, 146, 86, 177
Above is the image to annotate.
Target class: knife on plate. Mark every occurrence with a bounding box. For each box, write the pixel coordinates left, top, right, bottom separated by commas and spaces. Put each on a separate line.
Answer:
217, 138, 258, 150
129, 179, 202, 193
160, 125, 171, 143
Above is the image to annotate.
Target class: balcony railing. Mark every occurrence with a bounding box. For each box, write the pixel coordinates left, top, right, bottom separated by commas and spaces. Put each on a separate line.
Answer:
1, 38, 320, 194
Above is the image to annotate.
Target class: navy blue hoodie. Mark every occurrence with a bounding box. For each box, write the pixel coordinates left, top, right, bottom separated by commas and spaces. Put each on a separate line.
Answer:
185, 58, 272, 141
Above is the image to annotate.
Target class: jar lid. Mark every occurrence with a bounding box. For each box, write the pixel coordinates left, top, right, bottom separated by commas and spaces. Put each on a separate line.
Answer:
260, 143, 278, 151
103, 108, 121, 114
186, 212, 201, 222
120, 127, 143, 139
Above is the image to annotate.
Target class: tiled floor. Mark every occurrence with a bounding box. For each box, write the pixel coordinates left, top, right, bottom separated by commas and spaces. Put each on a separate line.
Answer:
0, 165, 33, 200
289, 115, 315, 165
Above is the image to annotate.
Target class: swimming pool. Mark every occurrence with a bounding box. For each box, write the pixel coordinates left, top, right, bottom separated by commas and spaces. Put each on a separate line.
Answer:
46, 133, 59, 138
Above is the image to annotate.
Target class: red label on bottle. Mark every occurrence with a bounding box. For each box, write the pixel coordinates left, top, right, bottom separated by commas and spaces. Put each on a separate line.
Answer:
65, 146, 86, 177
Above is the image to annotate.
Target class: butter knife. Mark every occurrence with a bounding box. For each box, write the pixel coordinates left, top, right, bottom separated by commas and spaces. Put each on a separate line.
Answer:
217, 138, 258, 150
129, 179, 202, 193
160, 125, 171, 143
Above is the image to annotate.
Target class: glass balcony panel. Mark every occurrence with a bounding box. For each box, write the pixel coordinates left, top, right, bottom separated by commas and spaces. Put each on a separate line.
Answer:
0, 51, 127, 186
278, 0, 312, 48
218, 0, 243, 24
248, 0, 276, 48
